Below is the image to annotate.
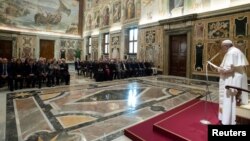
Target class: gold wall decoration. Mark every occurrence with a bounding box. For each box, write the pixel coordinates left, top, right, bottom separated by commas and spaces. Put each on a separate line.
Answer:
60, 39, 82, 62
194, 42, 204, 71
110, 33, 121, 59
208, 20, 230, 39
92, 37, 99, 60
195, 23, 204, 39
234, 17, 248, 38
17, 35, 36, 59
138, 26, 163, 69
192, 11, 250, 77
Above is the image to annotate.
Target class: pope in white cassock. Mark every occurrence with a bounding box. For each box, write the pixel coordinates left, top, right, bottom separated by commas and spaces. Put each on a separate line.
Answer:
218, 39, 249, 125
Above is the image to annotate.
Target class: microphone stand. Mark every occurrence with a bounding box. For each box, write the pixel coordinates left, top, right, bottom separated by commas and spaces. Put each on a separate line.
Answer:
200, 62, 212, 125
200, 53, 219, 125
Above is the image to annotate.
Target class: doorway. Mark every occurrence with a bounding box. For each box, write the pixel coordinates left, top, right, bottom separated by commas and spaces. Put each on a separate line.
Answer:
169, 34, 187, 77
0, 40, 12, 60
40, 40, 55, 59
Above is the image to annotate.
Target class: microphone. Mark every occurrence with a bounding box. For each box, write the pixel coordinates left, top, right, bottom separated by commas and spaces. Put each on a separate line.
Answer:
207, 52, 220, 69
207, 61, 219, 69
208, 52, 220, 62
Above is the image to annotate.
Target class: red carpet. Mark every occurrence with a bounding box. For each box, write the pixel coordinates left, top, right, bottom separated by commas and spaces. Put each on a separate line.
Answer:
154, 100, 219, 141
124, 99, 201, 141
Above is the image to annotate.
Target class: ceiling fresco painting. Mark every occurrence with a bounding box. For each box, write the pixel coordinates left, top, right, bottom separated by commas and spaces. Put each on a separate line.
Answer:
0, 0, 79, 35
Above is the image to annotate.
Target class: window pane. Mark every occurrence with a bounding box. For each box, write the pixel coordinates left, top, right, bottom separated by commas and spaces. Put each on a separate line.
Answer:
105, 34, 109, 43
134, 42, 137, 53
89, 37, 92, 45
89, 47, 92, 54
129, 29, 133, 41
134, 29, 138, 40
129, 42, 133, 53
105, 45, 108, 53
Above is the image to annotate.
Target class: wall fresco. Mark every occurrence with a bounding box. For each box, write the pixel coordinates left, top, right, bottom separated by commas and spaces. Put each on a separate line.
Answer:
0, 0, 79, 35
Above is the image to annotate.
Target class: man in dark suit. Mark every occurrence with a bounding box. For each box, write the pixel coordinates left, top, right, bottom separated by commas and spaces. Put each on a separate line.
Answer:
60, 59, 70, 85
37, 58, 48, 88
74, 58, 81, 75
25, 59, 37, 88
14, 58, 24, 90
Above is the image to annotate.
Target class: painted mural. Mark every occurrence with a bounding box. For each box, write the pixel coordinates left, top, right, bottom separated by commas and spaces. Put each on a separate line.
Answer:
169, 0, 184, 16
184, 0, 211, 14
94, 10, 100, 28
113, 1, 121, 23
102, 6, 110, 26
125, 0, 136, 19
140, 0, 168, 24
0, 0, 79, 35
84, 0, 143, 32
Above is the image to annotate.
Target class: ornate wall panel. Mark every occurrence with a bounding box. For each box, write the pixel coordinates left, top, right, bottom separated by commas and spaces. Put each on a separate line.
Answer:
194, 42, 204, 71
60, 39, 81, 62
138, 26, 163, 69
234, 17, 248, 38
110, 33, 121, 59
17, 35, 36, 59
208, 20, 230, 39
91, 37, 99, 61
192, 11, 250, 77
195, 22, 205, 39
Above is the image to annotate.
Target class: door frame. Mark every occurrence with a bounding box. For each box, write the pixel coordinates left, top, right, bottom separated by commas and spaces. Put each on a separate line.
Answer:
39, 39, 55, 59
169, 34, 187, 77
163, 27, 192, 78
0, 39, 13, 60
0, 34, 15, 59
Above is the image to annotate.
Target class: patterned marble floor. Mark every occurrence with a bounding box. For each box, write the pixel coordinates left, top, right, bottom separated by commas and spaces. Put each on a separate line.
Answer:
0, 72, 221, 141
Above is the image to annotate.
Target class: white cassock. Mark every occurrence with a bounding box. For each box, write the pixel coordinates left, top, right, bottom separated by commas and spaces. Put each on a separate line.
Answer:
219, 46, 249, 125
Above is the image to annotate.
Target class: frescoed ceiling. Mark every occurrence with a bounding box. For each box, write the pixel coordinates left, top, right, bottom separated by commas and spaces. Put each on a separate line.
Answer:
0, 0, 79, 35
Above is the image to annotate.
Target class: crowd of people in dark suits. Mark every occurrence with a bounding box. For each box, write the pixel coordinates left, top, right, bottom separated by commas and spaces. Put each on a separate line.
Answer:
0, 56, 155, 91
0, 57, 70, 91
74, 58, 155, 82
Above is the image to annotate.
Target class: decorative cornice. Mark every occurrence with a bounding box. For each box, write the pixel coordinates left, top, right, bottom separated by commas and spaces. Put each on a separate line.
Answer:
159, 14, 197, 25
197, 3, 250, 19
139, 22, 161, 29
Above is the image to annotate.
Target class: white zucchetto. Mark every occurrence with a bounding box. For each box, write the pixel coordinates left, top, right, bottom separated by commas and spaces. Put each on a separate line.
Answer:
222, 39, 233, 45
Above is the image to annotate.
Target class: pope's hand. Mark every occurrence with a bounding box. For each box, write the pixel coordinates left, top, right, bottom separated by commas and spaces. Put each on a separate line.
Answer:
217, 67, 225, 73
